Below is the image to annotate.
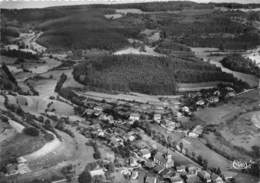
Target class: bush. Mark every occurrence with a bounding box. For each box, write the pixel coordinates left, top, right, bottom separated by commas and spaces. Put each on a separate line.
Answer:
23, 127, 40, 136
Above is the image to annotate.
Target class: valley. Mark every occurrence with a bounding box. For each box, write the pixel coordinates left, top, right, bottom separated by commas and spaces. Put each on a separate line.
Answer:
0, 1, 260, 183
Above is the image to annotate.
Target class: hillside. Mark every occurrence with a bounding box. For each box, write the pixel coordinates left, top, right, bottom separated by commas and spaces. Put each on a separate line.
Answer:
1, 2, 259, 51
73, 55, 248, 95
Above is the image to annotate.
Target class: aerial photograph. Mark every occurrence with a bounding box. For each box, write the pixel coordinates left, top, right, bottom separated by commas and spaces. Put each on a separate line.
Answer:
0, 0, 259, 182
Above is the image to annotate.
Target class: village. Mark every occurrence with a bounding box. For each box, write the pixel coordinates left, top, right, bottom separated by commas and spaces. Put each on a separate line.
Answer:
1, 3, 260, 183
0, 28, 256, 183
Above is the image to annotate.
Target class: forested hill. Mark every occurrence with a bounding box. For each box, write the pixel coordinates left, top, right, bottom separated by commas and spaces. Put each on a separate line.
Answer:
73, 55, 248, 95
1, 1, 259, 51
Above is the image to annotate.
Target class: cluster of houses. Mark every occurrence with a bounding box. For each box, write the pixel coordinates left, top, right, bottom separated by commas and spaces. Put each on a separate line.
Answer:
80, 96, 181, 132
3, 44, 37, 55
5, 157, 31, 176
181, 86, 236, 115
123, 147, 225, 183
2, 31, 46, 56
75, 100, 225, 183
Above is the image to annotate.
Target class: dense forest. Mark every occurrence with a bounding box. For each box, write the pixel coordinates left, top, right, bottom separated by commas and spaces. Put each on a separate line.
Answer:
73, 55, 248, 95
1, 1, 259, 51
220, 54, 260, 77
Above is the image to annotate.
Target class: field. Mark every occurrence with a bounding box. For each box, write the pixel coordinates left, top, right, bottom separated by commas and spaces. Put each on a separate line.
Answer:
178, 82, 231, 92
0, 126, 49, 167
181, 137, 232, 170
220, 111, 260, 152
6, 94, 75, 116
195, 89, 260, 160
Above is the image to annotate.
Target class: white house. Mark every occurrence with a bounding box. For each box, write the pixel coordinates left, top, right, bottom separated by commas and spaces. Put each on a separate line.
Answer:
129, 113, 140, 121
188, 125, 203, 138
90, 169, 105, 177
140, 149, 151, 159
196, 100, 205, 106
153, 113, 161, 123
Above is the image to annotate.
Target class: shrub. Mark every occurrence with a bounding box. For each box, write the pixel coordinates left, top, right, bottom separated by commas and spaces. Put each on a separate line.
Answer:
23, 127, 40, 136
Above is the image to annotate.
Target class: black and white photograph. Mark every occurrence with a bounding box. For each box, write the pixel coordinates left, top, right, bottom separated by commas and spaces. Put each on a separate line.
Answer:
0, 0, 260, 182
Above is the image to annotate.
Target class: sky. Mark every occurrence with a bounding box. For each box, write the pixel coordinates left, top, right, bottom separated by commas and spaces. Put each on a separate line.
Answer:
0, 0, 259, 9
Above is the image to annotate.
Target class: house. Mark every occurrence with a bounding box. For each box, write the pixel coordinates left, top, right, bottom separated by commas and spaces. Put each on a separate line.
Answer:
211, 173, 224, 183
186, 175, 201, 183
131, 171, 139, 180
153, 114, 161, 123
198, 170, 211, 183
17, 163, 30, 174
145, 176, 158, 183
109, 136, 121, 147
181, 106, 191, 116
99, 114, 114, 123
188, 125, 203, 138
226, 92, 236, 98
121, 168, 131, 176
140, 149, 151, 159
4, 44, 19, 51
144, 161, 155, 169
97, 129, 105, 137
208, 96, 219, 104
17, 157, 27, 164
196, 100, 205, 106
187, 165, 200, 175
153, 165, 165, 173
170, 175, 185, 183
129, 113, 140, 121
222, 171, 235, 181
214, 90, 221, 96
20, 48, 37, 55
225, 87, 234, 91
159, 168, 172, 178
126, 134, 136, 141
154, 152, 174, 168
90, 168, 105, 177
94, 106, 103, 116
129, 157, 139, 167
164, 120, 177, 132
176, 165, 186, 174
82, 109, 94, 116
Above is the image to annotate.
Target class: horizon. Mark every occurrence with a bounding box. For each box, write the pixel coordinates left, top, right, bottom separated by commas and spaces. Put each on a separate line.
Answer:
0, 0, 260, 9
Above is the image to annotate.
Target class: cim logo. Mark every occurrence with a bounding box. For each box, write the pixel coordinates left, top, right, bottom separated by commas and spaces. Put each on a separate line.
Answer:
232, 160, 254, 169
